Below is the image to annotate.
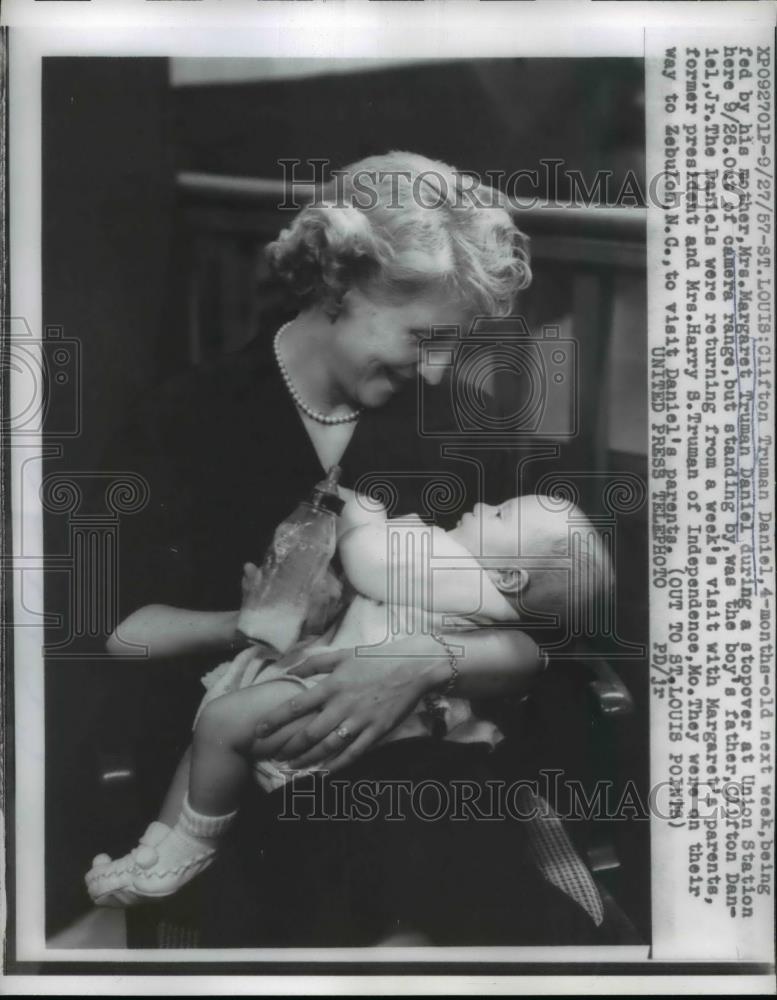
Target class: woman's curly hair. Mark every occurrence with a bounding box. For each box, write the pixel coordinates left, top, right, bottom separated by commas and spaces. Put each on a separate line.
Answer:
266, 151, 531, 320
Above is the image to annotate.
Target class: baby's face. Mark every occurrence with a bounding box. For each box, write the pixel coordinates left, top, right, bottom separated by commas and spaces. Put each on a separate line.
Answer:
448, 495, 549, 560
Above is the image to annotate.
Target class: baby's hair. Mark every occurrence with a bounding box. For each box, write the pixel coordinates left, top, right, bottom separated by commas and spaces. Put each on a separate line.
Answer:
498, 500, 615, 632
267, 150, 531, 320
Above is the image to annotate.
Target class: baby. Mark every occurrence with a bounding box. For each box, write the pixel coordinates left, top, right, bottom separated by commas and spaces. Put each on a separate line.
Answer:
85, 491, 609, 907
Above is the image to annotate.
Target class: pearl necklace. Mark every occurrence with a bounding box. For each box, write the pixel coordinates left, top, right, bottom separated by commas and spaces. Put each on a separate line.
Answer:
273, 321, 362, 425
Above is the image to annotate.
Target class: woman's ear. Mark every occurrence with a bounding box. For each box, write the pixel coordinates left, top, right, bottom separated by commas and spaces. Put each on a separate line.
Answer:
486, 566, 529, 596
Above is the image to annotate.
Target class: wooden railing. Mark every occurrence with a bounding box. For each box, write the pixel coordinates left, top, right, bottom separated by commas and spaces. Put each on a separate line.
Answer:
177, 170, 646, 264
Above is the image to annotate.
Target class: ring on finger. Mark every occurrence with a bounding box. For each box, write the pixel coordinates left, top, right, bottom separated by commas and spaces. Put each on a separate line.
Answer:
335, 725, 353, 741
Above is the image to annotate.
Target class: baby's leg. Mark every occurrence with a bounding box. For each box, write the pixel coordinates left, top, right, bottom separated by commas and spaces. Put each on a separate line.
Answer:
158, 746, 193, 827
124, 679, 306, 901
86, 680, 307, 907
86, 748, 193, 907
188, 678, 304, 816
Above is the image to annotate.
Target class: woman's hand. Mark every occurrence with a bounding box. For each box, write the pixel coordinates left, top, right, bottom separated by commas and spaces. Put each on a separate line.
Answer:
249, 627, 543, 774
250, 647, 436, 774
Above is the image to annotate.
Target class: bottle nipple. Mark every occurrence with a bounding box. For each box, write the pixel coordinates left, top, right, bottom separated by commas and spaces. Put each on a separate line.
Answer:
321, 465, 341, 492
312, 465, 344, 514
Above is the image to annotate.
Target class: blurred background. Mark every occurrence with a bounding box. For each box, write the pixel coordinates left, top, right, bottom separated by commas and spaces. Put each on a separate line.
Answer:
41, 56, 649, 945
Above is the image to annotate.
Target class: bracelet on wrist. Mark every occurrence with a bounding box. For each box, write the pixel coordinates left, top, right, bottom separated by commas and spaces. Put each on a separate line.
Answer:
429, 629, 460, 695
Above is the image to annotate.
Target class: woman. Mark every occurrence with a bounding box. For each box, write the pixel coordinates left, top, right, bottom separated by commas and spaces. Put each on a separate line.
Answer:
106, 150, 599, 946
237, 150, 536, 772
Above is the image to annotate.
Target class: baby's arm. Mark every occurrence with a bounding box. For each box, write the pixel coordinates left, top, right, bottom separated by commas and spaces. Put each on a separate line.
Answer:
339, 519, 518, 621
337, 489, 389, 539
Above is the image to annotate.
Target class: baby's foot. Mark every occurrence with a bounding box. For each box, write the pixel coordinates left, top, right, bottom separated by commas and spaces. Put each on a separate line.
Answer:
127, 826, 217, 900
85, 821, 171, 908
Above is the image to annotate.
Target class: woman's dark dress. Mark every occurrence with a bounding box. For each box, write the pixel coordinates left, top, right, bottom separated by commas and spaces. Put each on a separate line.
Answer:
109, 309, 599, 946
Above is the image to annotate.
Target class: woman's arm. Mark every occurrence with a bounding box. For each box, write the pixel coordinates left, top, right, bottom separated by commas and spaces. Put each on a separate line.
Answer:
106, 604, 241, 658
403, 626, 543, 700
107, 561, 268, 658
250, 626, 542, 771
297, 626, 542, 701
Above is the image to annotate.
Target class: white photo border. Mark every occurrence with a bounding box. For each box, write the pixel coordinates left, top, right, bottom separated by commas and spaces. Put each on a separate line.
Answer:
3, 0, 776, 993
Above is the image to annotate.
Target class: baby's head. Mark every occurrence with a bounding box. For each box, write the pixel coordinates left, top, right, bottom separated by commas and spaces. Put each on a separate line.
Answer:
448, 494, 613, 629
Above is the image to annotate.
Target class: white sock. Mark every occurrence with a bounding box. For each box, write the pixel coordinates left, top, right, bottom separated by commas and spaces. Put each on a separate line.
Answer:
178, 794, 236, 846
133, 795, 237, 875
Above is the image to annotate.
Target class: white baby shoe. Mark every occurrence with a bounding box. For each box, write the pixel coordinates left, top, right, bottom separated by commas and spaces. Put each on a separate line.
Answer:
126, 827, 217, 900
85, 821, 172, 908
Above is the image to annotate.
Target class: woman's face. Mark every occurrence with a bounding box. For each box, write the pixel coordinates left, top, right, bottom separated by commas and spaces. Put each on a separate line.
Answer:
328, 288, 470, 409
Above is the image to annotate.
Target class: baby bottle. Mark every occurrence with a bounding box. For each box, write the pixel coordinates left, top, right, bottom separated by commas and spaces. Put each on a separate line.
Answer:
236, 465, 345, 655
